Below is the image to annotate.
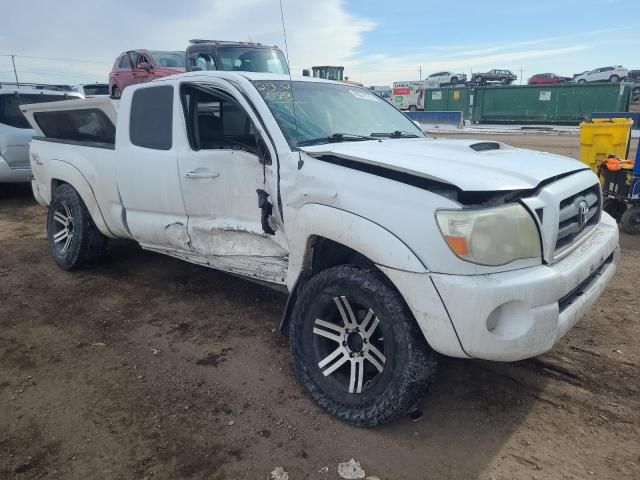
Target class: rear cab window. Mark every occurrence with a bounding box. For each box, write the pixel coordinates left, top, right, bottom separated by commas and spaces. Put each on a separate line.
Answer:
34, 109, 115, 145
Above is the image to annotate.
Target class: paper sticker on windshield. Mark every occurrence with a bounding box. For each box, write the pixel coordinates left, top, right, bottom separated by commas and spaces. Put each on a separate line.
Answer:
349, 89, 380, 102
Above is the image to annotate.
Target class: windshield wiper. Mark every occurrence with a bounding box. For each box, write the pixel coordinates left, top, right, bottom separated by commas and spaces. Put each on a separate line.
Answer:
370, 130, 421, 139
297, 132, 380, 147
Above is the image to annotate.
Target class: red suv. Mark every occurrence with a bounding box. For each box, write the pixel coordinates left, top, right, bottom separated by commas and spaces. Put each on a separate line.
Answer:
528, 73, 571, 85
109, 50, 185, 98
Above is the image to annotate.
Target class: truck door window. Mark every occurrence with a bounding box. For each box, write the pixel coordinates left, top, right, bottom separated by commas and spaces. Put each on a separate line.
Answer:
181, 85, 257, 153
130, 85, 173, 150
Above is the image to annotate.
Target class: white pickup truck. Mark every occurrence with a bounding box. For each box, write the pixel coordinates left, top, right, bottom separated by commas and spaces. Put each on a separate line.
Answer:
23, 71, 619, 426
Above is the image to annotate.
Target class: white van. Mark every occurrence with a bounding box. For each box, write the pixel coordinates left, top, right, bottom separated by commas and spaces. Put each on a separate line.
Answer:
0, 84, 82, 183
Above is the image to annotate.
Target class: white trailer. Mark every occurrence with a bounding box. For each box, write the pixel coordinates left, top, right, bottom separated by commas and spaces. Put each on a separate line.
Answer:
391, 81, 424, 111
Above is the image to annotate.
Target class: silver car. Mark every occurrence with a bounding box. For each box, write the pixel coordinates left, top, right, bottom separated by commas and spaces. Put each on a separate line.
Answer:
0, 84, 82, 183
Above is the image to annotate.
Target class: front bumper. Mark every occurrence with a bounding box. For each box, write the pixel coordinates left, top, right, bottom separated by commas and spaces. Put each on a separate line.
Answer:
430, 213, 619, 361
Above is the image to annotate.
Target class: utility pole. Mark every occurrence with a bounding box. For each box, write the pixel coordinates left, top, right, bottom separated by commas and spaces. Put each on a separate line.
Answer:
419, 65, 422, 80
11, 55, 19, 86
520, 67, 524, 85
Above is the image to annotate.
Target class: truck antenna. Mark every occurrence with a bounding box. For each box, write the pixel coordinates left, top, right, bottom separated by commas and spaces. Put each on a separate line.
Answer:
278, 0, 298, 137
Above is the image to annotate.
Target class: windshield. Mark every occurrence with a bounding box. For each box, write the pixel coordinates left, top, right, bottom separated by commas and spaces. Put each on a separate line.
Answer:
149, 51, 185, 68
218, 47, 289, 74
252, 80, 425, 148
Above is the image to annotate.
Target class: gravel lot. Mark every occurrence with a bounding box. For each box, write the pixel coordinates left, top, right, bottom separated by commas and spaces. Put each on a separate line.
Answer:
1, 133, 639, 480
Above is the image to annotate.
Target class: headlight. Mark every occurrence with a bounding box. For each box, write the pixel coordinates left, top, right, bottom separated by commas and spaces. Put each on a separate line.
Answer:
436, 204, 541, 266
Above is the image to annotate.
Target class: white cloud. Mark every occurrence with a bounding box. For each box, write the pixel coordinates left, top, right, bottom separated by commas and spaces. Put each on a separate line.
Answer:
0, 0, 375, 84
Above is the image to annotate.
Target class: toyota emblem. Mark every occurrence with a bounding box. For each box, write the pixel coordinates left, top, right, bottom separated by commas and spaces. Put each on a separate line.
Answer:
578, 201, 589, 226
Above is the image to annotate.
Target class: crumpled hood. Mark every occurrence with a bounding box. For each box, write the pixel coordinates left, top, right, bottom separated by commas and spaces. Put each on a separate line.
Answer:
300, 137, 589, 192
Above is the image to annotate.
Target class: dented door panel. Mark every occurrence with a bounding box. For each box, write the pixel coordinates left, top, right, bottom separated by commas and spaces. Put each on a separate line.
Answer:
177, 147, 288, 283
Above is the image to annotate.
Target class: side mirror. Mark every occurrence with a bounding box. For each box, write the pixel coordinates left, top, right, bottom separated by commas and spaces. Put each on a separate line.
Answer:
137, 62, 152, 72
257, 137, 272, 165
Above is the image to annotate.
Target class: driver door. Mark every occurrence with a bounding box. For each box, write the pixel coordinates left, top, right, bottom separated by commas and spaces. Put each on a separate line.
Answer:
176, 82, 288, 284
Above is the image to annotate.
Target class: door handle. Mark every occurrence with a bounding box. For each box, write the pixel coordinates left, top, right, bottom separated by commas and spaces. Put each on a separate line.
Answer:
185, 170, 220, 179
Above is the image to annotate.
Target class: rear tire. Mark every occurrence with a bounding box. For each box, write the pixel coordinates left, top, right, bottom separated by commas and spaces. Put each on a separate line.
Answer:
47, 183, 108, 270
289, 265, 438, 426
578, 79, 587, 84
450, 76, 458, 85
111, 86, 122, 99
609, 75, 620, 83
621, 206, 640, 235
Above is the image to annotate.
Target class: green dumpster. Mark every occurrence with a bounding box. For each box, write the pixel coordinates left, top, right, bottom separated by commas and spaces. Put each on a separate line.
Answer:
470, 83, 632, 124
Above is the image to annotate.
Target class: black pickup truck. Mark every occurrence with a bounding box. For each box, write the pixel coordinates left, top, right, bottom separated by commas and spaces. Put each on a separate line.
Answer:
185, 39, 289, 74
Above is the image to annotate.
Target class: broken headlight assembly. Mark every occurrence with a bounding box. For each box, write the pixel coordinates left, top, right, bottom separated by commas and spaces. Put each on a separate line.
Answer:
436, 204, 541, 266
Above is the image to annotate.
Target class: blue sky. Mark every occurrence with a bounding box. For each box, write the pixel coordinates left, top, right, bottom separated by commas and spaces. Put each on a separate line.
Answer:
1, 0, 638, 86
343, 0, 640, 83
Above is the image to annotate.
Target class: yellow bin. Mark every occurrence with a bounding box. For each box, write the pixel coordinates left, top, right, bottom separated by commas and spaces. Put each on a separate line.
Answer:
579, 118, 633, 172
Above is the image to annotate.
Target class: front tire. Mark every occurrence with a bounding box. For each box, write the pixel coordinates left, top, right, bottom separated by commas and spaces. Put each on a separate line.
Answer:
609, 75, 620, 83
47, 183, 108, 270
111, 86, 122, 99
289, 265, 438, 426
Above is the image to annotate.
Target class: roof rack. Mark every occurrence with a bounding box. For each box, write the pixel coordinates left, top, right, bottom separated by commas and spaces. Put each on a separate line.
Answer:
0, 82, 73, 92
188, 39, 263, 46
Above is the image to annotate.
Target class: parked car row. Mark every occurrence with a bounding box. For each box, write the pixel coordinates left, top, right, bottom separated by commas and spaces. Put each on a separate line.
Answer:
109, 40, 289, 98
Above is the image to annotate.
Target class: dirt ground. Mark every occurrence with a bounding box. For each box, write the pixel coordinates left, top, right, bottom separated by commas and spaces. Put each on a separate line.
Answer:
1, 132, 640, 480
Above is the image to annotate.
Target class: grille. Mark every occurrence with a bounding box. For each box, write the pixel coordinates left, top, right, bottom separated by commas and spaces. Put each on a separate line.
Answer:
555, 184, 601, 253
